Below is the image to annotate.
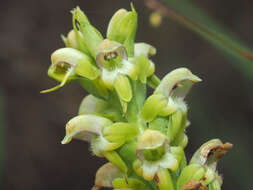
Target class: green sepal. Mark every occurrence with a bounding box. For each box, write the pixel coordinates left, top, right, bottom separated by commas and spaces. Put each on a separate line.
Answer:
147, 75, 160, 89
177, 164, 205, 190
131, 54, 152, 83
149, 117, 169, 135
112, 178, 145, 190
155, 168, 175, 190
208, 179, 221, 190
72, 7, 103, 58
103, 122, 138, 143
104, 151, 128, 173
125, 80, 146, 123
141, 94, 167, 122
114, 74, 133, 102
167, 110, 187, 143
118, 141, 138, 169
170, 146, 184, 164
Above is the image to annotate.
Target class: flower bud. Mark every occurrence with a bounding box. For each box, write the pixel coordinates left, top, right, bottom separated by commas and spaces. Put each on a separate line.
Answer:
72, 7, 103, 58
103, 151, 128, 173
106, 4, 137, 57
61, 30, 79, 49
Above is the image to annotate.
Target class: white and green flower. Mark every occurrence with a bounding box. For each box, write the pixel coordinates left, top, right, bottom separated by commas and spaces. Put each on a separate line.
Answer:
133, 130, 183, 181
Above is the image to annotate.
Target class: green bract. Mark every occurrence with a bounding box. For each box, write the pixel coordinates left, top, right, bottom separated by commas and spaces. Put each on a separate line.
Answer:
42, 4, 232, 190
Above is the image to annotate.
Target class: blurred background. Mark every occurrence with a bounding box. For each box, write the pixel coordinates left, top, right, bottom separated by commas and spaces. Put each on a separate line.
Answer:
0, 0, 253, 189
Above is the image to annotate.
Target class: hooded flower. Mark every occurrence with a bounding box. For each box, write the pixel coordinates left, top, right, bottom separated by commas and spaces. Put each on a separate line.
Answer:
177, 139, 232, 190
133, 130, 183, 181
142, 67, 201, 122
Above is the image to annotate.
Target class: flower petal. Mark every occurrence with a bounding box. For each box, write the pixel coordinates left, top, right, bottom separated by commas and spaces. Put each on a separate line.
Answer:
155, 68, 202, 99
93, 163, 123, 189
159, 152, 178, 171
103, 122, 138, 143
61, 115, 112, 144
78, 95, 108, 115
134, 43, 156, 57
190, 139, 233, 169
142, 161, 159, 180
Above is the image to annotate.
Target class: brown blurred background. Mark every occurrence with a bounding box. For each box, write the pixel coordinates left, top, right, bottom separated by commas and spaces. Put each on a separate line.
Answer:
0, 0, 253, 190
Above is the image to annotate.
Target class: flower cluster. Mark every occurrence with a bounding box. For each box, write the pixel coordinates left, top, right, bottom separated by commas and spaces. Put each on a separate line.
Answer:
43, 4, 232, 190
